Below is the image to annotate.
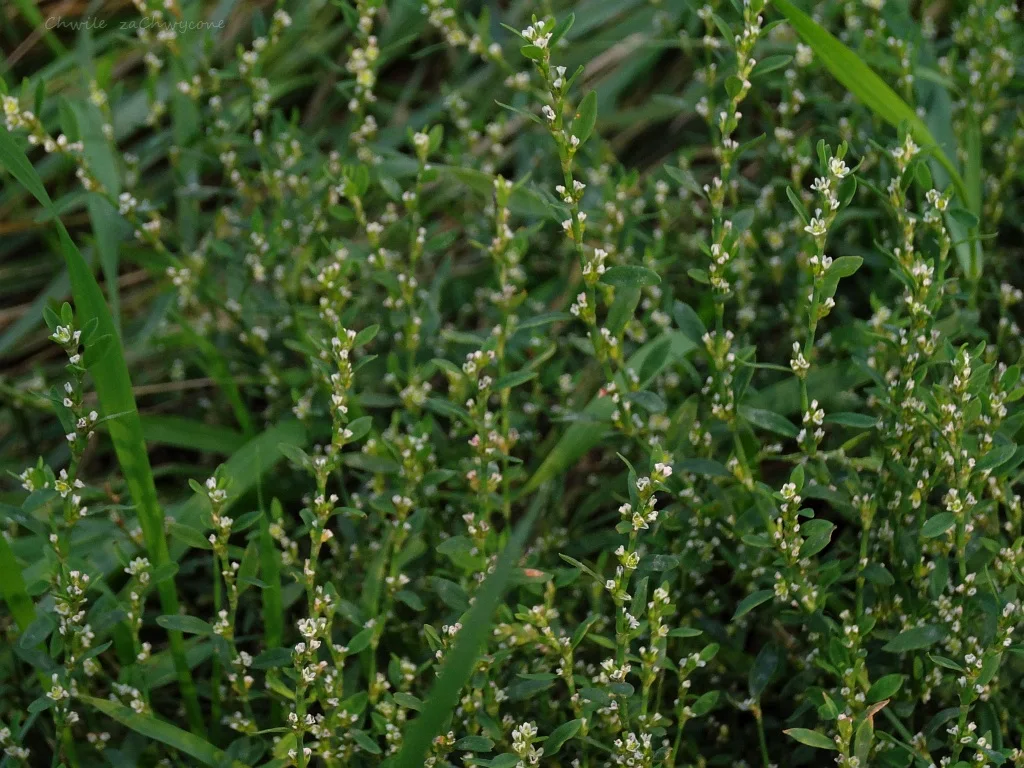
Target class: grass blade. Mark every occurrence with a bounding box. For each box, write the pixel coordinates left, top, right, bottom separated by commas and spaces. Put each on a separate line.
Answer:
0, 125, 205, 735
962, 116, 983, 279
773, 0, 967, 204
392, 503, 541, 768
69, 100, 125, 335
261, 496, 286, 725
1, 532, 58, 690
261, 498, 285, 650
7, 0, 67, 57
0, 534, 35, 632
136, 414, 247, 455
79, 695, 246, 767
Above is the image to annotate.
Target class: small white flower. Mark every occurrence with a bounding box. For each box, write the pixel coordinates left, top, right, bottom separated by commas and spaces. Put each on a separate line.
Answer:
804, 217, 827, 237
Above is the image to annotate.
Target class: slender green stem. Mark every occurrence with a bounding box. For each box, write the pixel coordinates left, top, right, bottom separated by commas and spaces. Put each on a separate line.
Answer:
755, 709, 771, 768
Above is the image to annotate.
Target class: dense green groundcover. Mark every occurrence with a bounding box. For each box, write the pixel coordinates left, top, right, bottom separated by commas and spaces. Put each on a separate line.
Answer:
1, 0, 1024, 765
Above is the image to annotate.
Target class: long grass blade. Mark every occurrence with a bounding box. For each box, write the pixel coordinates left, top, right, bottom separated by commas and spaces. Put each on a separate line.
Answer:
68, 100, 125, 335
0, 534, 35, 632
261, 498, 285, 651
79, 695, 247, 767
392, 503, 541, 768
136, 414, 247, 455
772, 0, 967, 204
0, 125, 205, 735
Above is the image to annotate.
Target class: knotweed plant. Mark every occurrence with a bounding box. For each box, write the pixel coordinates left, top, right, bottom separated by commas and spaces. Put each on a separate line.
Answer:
1, 0, 1023, 767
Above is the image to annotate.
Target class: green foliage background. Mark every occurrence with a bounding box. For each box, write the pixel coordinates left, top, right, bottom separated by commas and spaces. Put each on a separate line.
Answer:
1, 0, 1023, 766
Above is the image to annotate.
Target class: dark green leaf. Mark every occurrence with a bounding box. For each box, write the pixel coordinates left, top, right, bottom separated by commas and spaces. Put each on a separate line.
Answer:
156, 615, 213, 636
574, 91, 598, 144
883, 624, 946, 653
733, 590, 774, 621
392, 506, 539, 768
921, 513, 956, 539
784, 728, 837, 750
739, 406, 798, 438
601, 265, 661, 287
544, 719, 584, 755
866, 673, 903, 703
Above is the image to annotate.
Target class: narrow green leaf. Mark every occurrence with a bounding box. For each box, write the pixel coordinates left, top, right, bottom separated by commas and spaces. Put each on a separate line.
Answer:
494, 369, 539, 390
928, 654, 965, 672
168, 522, 213, 551
0, 535, 35, 632
156, 615, 214, 636
691, 690, 719, 716
453, 735, 494, 751
261, 498, 285, 652
751, 54, 793, 77
515, 312, 573, 332
784, 728, 837, 751
0, 125, 205, 736
801, 519, 836, 558
882, 624, 946, 653
672, 301, 706, 345
773, 0, 967, 203
520, 44, 545, 60
135, 415, 246, 454
738, 405, 798, 438
920, 513, 956, 539
392, 505, 540, 768
574, 91, 598, 144
354, 324, 380, 347
549, 13, 574, 48
748, 643, 782, 699
828, 255, 864, 279
601, 265, 661, 287
824, 412, 877, 429
544, 719, 584, 755
733, 589, 774, 620
19, 613, 55, 649
606, 286, 642, 335
787, 185, 809, 225
866, 673, 903, 703
560, 554, 604, 583
80, 695, 245, 767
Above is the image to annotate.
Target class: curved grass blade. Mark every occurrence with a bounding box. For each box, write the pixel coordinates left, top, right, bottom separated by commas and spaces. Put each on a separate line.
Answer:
773, 0, 967, 205
392, 502, 541, 768
0, 125, 205, 735
79, 695, 247, 767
